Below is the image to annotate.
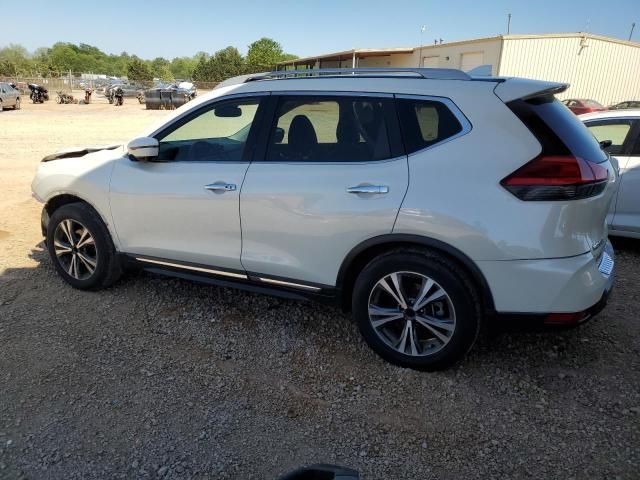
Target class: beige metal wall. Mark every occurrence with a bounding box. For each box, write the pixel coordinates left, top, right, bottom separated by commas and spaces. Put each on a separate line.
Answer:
499, 36, 640, 105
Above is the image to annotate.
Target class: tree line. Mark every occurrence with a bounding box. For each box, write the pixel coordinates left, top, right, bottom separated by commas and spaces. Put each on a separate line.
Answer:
0, 38, 298, 82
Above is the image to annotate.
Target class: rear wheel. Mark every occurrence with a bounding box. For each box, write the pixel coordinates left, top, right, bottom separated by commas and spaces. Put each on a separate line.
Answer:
46, 203, 122, 290
352, 250, 482, 370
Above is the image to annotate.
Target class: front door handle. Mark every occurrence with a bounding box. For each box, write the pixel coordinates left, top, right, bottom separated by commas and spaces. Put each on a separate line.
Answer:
346, 185, 389, 194
204, 182, 237, 193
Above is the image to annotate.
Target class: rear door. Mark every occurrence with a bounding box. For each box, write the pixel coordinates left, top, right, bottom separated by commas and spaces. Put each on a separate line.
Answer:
584, 117, 640, 232
239, 93, 408, 287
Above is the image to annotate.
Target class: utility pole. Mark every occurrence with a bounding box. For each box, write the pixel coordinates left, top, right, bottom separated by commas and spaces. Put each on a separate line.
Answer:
507, 13, 511, 34
419, 25, 426, 67
630, 22, 636, 41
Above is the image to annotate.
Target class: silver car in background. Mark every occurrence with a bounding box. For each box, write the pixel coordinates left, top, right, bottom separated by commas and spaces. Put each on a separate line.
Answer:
581, 110, 640, 238
0, 82, 21, 111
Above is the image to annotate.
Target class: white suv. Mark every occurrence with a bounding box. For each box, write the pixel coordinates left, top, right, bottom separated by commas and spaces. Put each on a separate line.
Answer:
31, 68, 616, 370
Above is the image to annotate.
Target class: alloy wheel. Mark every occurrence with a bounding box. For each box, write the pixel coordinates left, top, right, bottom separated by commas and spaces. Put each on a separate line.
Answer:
368, 271, 456, 356
53, 219, 98, 280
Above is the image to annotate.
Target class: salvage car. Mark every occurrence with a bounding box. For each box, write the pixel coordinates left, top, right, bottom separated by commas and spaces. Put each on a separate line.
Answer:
143, 81, 197, 110
31, 68, 616, 370
608, 100, 640, 110
581, 109, 640, 239
0, 82, 21, 110
561, 98, 607, 115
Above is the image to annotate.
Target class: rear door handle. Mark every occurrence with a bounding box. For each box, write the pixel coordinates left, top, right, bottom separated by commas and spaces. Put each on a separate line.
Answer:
347, 185, 389, 194
204, 182, 237, 192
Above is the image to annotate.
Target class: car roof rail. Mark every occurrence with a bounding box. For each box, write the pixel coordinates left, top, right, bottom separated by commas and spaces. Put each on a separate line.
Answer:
215, 67, 471, 89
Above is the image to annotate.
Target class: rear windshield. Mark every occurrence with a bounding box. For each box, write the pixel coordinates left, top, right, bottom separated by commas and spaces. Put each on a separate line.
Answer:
508, 95, 608, 163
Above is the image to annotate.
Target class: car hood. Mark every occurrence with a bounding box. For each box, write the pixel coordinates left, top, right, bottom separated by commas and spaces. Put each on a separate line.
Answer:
41, 144, 122, 162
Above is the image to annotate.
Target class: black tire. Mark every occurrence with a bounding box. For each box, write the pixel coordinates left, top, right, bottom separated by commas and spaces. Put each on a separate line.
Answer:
14, 97, 20, 110
352, 249, 482, 371
46, 202, 122, 290
0, 100, 3, 112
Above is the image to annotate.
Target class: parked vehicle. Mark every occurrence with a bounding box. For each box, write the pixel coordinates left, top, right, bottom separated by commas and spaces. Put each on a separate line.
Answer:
105, 83, 144, 100
143, 82, 197, 110
31, 68, 617, 370
28, 83, 48, 103
581, 109, 640, 239
0, 82, 21, 111
608, 100, 640, 110
561, 98, 607, 115
55, 91, 75, 104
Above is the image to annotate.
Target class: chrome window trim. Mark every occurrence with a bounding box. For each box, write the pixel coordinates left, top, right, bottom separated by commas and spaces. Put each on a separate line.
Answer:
394, 94, 473, 157
275, 90, 394, 98
251, 154, 406, 166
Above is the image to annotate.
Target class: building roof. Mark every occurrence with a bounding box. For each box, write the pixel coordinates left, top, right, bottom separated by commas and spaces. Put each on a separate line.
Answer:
277, 33, 640, 66
277, 47, 415, 67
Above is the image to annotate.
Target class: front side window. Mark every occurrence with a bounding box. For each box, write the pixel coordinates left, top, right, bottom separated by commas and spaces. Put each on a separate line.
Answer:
266, 96, 392, 162
157, 98, 260, 161
585, 119, 635, 155
396, 98, 464, 154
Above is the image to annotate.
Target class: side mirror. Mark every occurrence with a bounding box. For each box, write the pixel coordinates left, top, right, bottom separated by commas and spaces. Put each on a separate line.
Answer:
127, 137, 159, 161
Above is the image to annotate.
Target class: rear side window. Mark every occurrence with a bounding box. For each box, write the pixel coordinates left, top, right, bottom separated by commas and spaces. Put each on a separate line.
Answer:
508, 96, 608, 163
585, 119, 634, 155
266, 96, 396, 162
396, 98, 464, 154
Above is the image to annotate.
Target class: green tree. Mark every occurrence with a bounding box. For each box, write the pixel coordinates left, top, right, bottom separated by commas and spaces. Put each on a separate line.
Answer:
0, 44, 31, 76
208, 47, 244, 81
246, 37, 284, 70
169, 56, 196, 80
126, 57, 153, 82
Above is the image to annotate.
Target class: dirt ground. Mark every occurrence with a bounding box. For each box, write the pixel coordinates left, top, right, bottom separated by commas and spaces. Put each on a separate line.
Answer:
0, 95, 639, 480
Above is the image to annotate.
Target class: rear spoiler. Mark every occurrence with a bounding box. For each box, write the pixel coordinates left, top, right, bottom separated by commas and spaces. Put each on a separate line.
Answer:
494, 78, 569, 103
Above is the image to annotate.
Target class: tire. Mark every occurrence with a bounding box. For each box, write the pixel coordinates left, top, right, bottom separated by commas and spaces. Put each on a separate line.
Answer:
352, 249, 482, 371
14, 97, 20, 110
46, 202, 122, 290
0, 100, 3, 112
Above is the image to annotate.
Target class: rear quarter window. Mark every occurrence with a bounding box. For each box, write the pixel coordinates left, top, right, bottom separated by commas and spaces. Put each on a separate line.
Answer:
396, 98, 464, 154
508, 96, 608, 163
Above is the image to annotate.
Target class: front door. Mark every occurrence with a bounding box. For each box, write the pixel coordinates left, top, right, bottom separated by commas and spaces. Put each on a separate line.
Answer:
240, 93, 409, 287
110, 94, 266, 271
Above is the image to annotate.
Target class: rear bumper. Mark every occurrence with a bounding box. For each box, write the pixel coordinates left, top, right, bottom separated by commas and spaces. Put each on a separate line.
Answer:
479, 241, 615, 321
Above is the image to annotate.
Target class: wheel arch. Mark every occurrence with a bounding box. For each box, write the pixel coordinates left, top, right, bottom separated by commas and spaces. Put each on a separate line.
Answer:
42, 193, 115, 245
336, 234, 495, 314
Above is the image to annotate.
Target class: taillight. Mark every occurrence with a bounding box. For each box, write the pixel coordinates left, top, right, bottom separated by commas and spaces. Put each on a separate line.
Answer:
501, 155, 608, 201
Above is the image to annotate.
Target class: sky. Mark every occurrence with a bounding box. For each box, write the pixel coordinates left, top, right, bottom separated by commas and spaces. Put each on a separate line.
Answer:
3, 0, 638, 59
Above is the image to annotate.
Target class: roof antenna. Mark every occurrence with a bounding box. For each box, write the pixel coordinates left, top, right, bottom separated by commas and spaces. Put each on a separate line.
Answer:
630, 22, 636, 41
507, 13, 511, 34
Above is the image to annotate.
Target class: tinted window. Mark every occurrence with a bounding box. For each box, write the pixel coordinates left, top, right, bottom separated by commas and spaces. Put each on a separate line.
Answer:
157, 98, 260, 161
396, 98, 463, 154
266, 96, 393, 162
585, 120, 634, 155
508, 96, 608, 163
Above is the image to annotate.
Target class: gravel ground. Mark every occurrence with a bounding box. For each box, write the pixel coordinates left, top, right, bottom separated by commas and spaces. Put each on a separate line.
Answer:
1, 99, 639, 479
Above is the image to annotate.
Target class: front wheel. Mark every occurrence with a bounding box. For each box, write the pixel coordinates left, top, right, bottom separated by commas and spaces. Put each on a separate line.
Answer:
46, 203, 122, 290
14, 97, 20, 110
352, 250, 482, 371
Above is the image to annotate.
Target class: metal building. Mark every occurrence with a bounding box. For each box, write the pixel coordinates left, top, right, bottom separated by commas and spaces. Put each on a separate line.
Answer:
277, 33, 640, 105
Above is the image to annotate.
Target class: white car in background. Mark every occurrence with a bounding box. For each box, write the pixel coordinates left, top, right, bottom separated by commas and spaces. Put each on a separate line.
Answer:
581, 110, 640, 239
31, 68, 617, 370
